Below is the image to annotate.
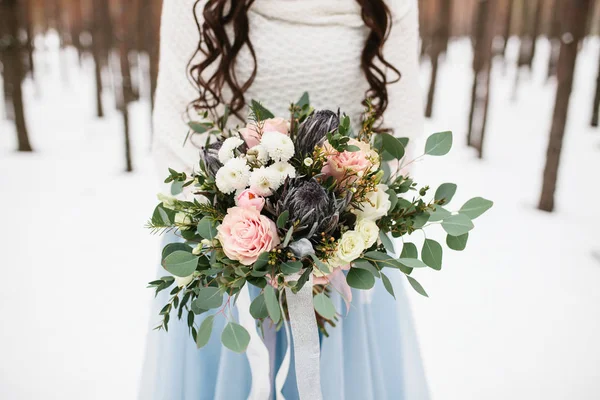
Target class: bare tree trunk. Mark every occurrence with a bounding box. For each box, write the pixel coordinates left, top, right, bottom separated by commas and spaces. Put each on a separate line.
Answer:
21, 0, 35, 80
467, 0, 497, 159
1, 0, 34, 152
526, 0, 542, 69
116, 0, 135, 172
547, 0, 562, 79
591, 51, 600, 127
538, 0, 592, 212
502, 0, 515, 57
91, 0, 112, 118
425, 0, 452, 118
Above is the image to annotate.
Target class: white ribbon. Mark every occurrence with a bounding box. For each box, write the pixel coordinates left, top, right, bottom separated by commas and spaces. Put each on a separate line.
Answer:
284, 274, 323, 400
236, 285, 272, 400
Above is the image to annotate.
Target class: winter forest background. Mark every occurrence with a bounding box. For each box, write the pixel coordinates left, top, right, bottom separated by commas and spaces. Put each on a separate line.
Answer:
1, 0, 599, 399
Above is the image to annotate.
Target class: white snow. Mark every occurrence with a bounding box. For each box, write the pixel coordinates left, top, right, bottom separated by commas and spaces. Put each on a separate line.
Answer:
1, 36, 599, 399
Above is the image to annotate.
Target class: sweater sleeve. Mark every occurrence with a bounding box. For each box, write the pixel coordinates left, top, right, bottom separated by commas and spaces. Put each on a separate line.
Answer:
151, 0, 204, 179
383, 1, 424, 150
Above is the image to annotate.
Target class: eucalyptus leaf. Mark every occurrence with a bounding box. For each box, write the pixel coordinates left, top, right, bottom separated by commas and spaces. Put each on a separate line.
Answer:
253, 252, 270, 271
442, 213, 474, 236
197, 217, 218, 240
346, 268, 375, 290
380, 133, 406, 159
188, 121, 211, 133
378, 231, 395, 253
221, 322, 250, 353
196, 315, 215, 349
250, 100, 275, 120
282, 227, 294, 247
459, 197, 494, 219
162, 251, 199, 277
280, 260, 303, 275
264, 285, 281, 324
400, 242, 418, 259
428, 206, 451, 222
313, 293, 337, 320
447, 233, 469, 251
434, 183, 457, 204
398, 258, 428, 269
407, 276, 428, 297
381, 272, 396, 299
425, 131, 453, 156
193, 287, 223, 310
422, 239, 443, 270
249, 294, 269, 319
353, 260, 381, 278
171, 180, 184, 196
413, 212, 430, 229
296, 92, 310, 108
161, 243, 192, 261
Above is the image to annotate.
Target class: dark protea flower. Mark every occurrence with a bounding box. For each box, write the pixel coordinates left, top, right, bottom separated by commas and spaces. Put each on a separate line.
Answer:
199, 141, 222, 179
278, 178, 351, 239
294, 110, 340, 159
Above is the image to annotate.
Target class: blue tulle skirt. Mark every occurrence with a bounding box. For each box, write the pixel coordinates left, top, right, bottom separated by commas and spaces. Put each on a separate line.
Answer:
139, 234, 430, 400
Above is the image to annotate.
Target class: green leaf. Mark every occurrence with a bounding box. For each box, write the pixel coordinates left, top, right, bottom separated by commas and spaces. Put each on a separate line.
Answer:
425, 131, 453, 156
434, 183, 457, 204
413, 212, 430, 229
197, 217, 218, 240
407, 276, 428, 297
428, 206, 451, 222
380, 133, 406, 160
151, 204, 175, 226
171, 180, 184, 196
249, 294, 269, 319
422, 239, 443, 270
162, 251, 199, 277
221, 322, 250, 353
161, 243, 192, 261
193, 287, 223, 310
353, 260, 381, 278
250, 100, 275, 120
459, 197, 494, 219
310, 254, 330, 274
296, 92, 310, 108
363, 251, 409, 274
188, 121, 211, 133
313, 293, 337, 319
196, 315, 214, 349
386, 189, 398, 212
398, 258, 428, 269
282, 227, 294, 247
264, 285, 281, 324
276, 211, 289, 229
378, 231, 395, 253
381, 272, 396, 299
442, 213, 474, 236
280, 260, 303, 275
400, 242, 418, 259
253, 252, 270, 271
346, 268, 375, 290
447, 233, 469, 251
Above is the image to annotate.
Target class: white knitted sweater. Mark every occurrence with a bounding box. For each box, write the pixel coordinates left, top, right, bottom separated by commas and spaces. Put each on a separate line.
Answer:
152, 0, 423, 176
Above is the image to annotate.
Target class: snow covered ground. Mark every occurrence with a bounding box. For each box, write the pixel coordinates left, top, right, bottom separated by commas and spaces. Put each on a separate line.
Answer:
1, 36, 599, 400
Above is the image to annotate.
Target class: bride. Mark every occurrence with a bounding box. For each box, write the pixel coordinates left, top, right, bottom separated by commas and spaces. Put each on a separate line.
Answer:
141, 0, 428, 399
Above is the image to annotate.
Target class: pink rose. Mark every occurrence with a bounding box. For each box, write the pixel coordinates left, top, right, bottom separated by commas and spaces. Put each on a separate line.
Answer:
321, 138, 379, 185
217, 206, 280, 265
239, 117, 290, 148
236, 189, 265, 211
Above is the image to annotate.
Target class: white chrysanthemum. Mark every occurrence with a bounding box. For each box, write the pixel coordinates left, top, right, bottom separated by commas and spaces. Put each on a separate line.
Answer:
261, 131, 294, 162
246, 144, 269, 164
354, 184, 392, 221
218, 137, 244, 164
355, 219, 379, 248
268, 161, 296, 184
215, 157, 251, 194
336, 231, 366, 263
249, 166, 282, 196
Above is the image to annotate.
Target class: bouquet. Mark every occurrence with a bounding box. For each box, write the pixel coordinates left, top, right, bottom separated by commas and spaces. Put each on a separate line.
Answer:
147, 93, 492, 353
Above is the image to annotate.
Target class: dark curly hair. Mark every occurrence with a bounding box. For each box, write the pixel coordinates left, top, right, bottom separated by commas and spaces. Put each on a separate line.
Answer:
189, 0, 400, 125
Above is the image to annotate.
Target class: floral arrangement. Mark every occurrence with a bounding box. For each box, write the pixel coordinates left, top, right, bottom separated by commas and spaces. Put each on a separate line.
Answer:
147, 93, 493, 353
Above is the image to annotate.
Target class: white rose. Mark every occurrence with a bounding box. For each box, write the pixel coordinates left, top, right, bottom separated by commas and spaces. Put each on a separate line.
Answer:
175, 274, 194, 288
218, 137, 244, 164
336, 231, 366, 263
355, 219, 379, 248
354, 184, 392, 221
261, 131, 294, 162
215, 157, 251, 194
